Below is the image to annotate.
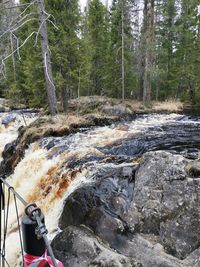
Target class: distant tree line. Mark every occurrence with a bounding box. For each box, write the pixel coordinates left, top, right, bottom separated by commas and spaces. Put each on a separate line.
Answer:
0, 0, 200, 113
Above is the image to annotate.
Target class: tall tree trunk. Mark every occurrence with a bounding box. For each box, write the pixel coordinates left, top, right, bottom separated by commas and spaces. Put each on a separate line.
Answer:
143, 0, 155, 105
139, 0, 148, 100
37, 0, 58, 116
61, 87, 68, 112
188, 78, 195, 104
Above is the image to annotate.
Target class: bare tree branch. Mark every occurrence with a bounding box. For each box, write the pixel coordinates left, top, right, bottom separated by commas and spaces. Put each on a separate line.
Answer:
12, 33, 21, 60
11, 18, 37, 33
47, 19, 59, 31
1, 1, 36, 11
1, 31, 36, 71
0, 0, 36, 40
44, 51, 56, 90
35, 12, 59, 46
35, 13, 51, 45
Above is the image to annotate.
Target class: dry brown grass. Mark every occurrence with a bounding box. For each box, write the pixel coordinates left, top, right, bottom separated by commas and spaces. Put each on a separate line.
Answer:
69, 97, 184, 114
152, 100, 183, 112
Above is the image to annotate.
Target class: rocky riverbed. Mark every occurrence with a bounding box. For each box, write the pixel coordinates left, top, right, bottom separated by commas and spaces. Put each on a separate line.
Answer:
52, 151, 200, 267
1, 112, 200, 267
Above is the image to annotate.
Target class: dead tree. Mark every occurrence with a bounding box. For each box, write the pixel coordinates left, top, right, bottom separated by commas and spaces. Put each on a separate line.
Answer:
36, 0, 58, 115
0, 0, 58, 116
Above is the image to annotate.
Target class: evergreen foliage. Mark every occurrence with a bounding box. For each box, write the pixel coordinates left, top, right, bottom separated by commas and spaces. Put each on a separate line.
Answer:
86, 0, 109, 95
46, 0, 81, 111
0, 0, 200, 108
108, 0, 136, 98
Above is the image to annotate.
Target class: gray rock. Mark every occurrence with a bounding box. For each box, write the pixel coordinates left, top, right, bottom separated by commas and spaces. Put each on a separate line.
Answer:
186, 160, 200, 177
56, 151, 200, 266
0, 98, 10, 112
125, 151, 200, 259
117, 234, 185, 267
184, 247, 200, 267
59, 163, 135, 234
51, 226, 136, 267
1, 113, 17, 126
100, 105, 132, 117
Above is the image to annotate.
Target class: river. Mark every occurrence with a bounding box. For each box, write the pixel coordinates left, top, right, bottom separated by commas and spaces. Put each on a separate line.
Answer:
1, 112, 200, 266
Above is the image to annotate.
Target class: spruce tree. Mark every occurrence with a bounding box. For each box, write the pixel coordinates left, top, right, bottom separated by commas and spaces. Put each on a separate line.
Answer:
86, 0, 109, 95
108, 0, 136, 99
174, 0, 200, 102
5, 0, 46, 108
46, 0, 81, 112
155, 0, 177, 99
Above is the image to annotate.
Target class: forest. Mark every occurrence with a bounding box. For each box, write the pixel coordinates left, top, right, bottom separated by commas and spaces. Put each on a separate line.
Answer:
0, 0, 200, 114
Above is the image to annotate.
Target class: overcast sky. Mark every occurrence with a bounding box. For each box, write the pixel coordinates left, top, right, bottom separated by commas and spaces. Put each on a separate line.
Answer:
15, 0, 109, 10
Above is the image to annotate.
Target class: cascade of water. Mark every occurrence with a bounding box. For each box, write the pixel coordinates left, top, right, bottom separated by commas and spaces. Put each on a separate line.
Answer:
2, 112, 200, 266
0, 112, 38, 161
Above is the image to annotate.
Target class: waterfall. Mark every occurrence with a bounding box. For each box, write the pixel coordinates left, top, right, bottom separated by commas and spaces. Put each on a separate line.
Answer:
2, 112, 200, 266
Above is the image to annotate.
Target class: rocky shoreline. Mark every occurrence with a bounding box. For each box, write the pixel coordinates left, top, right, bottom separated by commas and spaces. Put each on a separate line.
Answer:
51, 151, 200, 267
1, 111, 200, 267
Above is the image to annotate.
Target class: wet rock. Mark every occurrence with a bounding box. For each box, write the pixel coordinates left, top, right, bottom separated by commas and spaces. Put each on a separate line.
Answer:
100, 123, 200, 159
0, 114, 118, 176
186, 160, 200, 177
51, 225, 136, 267
125, 151, 200, 259
1, 113, 17, 126
0, 98, 10, 112
0, 140, 17, 175
57, 150, 200, 265
100, 105, 132, 118
59, 163, 135, 234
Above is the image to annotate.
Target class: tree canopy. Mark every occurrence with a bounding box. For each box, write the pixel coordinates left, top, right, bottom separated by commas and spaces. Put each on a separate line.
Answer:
0, 0, 200, 111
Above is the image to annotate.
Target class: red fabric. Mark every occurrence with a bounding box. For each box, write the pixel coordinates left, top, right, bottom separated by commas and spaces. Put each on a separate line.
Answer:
24, 251, 64, 267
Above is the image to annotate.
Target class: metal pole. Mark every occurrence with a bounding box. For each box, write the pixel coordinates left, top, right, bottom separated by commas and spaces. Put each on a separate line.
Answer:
0, 177, 58, 267
35, 215, 58, 267
0, 178, 28, 206
0, 181, 2, 267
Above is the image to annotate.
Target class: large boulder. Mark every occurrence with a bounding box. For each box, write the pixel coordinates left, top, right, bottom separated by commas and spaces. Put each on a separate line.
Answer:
59, 163, 136, 241
100, 105, 132, 118
125, 151, 200, 259
51, 225, 137, 267
56, 151, 200, 267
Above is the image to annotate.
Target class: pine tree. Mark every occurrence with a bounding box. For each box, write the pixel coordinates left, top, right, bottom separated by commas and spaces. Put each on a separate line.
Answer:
140, 0, 155, 104
155, 0, 177, 100
4, 0, 46, 108
108, 0, 136, 99
46, 0, 81, 112
174, 0, 200, 103
78, 10, 92, 97
86, 0, 110, 95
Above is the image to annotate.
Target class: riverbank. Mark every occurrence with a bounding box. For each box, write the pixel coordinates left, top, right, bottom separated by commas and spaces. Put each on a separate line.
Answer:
1, 113, 200, 267
0, 97, 184, 176
1, 110, 200, 266
0, 96, 184, 115
68, 96, 184, 115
